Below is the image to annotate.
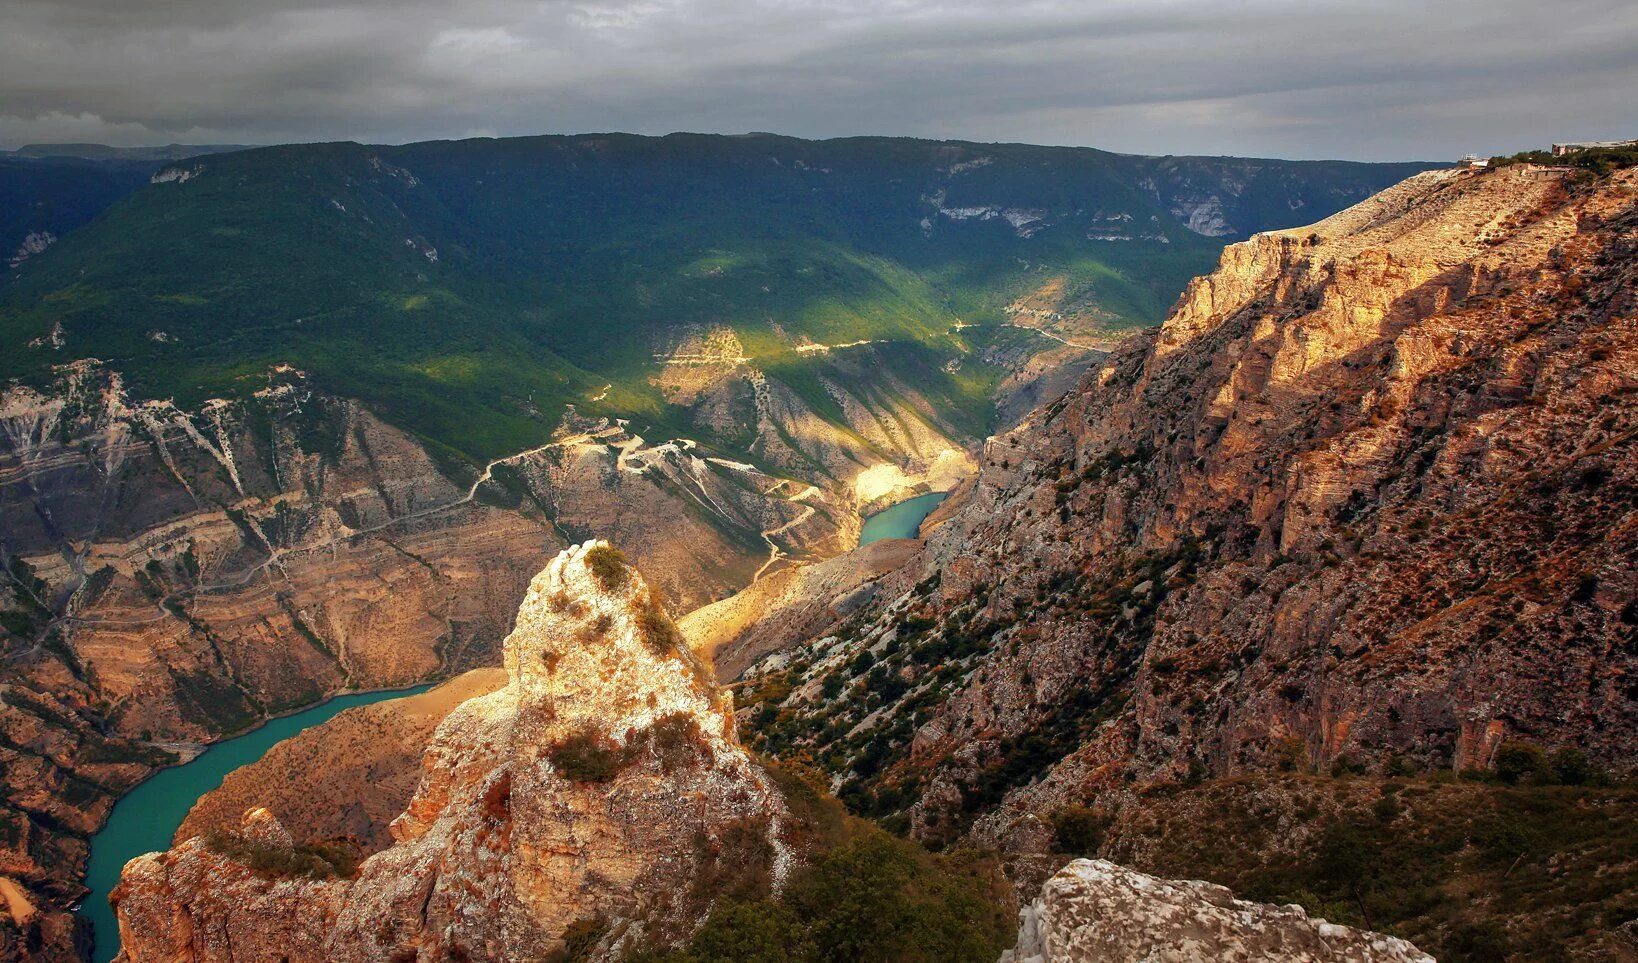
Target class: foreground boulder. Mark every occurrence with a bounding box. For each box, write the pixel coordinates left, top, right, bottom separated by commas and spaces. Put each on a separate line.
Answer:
111, 541, 790, 962
1002, 859, 1432, 963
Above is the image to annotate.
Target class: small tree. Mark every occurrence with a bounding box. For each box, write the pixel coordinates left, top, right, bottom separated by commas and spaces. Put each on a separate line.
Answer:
1493, 741, 1549, 785
1274, 735, 1308, 772
1050, 805, 1111, 856
548, 728, 630, 782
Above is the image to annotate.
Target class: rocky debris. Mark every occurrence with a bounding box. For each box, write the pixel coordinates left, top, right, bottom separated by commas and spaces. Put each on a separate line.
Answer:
1001, 859, 1432, 963
148, 166, 200, 185
111, 542, 790, 962
743, 165, 1638, 854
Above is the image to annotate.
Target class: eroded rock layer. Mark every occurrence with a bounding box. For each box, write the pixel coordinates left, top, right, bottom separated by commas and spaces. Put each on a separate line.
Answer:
111, 542, 789, 962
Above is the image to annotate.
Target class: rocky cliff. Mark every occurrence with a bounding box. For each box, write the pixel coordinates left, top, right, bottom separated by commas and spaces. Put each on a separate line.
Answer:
110, 542, 790, 962
1001, 859, 1432, 962
738, 164, 1637, 857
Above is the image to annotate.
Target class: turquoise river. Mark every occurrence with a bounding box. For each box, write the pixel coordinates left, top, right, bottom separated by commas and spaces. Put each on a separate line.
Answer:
84, 684, 432, 963
857, 491, 948, 546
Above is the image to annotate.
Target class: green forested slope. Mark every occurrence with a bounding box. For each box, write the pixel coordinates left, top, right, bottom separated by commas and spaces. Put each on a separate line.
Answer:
0, 133, 1434, 460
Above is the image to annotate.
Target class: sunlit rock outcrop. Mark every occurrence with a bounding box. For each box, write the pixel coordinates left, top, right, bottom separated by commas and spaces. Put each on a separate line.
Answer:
111, 542, 790, 962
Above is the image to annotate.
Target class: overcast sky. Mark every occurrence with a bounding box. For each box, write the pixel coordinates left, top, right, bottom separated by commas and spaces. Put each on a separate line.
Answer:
2, 0, 1633, 161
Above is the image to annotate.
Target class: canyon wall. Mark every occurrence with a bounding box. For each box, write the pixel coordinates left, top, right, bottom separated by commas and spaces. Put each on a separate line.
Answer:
738, 165, 1638, 860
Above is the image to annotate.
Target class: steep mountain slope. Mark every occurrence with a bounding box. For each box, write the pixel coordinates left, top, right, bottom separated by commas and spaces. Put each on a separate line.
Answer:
0, 146, 246, 271
738, 163, 1636, 868
0, 157, 153, 270
111, 543, 790, 961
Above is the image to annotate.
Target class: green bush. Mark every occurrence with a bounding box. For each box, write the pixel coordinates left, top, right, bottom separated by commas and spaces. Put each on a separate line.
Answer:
1490, 143, 1638, 176
1050, 805, 1111, 855
640, 785, 1012, 963
789, 831, 1011, 963
547, 729, 630, 782
1372, 795, 1402, 823
638, 602, 682, 656
201, 828, 356, 879
637, 712, 708, 772
1445, 920, 1511, 962
1274, 736, 1309, 772
1493, 742, 1549, 785
662, 899, 810, 962
1385, 754, 1419, 778
1549, 748, 1594, 786
585, 545, 628, 591
561, 916, 609, 961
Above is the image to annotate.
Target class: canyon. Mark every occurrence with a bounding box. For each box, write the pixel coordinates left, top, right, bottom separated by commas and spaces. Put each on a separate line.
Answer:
0, 133, 1434, 960
0, 346, 972, 959
0, 145, 1631, 961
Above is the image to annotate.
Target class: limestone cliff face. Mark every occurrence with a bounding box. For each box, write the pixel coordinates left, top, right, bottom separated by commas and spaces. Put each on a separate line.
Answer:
111, 542, 789, 962
740, 165, 1638, 854
681, 536, 923, 679
1001, 860, 1431, 962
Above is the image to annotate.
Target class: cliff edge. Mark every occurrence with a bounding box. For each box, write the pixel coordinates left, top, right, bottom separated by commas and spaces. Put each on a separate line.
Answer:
110, 541, 790, 962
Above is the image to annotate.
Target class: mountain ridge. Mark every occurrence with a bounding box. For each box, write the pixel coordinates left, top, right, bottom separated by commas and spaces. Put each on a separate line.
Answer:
1, 133, 1435, 463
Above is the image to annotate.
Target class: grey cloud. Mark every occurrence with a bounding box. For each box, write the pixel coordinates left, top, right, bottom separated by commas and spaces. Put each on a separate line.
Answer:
0, 0, 1632, 159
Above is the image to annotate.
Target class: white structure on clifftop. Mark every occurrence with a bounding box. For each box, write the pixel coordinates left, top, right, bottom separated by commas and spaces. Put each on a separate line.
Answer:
1551, 139, 1637, 156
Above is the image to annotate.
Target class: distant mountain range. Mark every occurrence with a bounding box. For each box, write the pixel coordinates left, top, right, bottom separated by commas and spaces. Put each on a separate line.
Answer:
5, 143, 253, 161
0, 133, 1436, 462
1, 144, 249, 274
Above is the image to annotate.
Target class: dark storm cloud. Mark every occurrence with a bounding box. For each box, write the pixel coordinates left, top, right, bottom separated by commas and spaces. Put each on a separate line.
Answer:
1, 0, 1633, 160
